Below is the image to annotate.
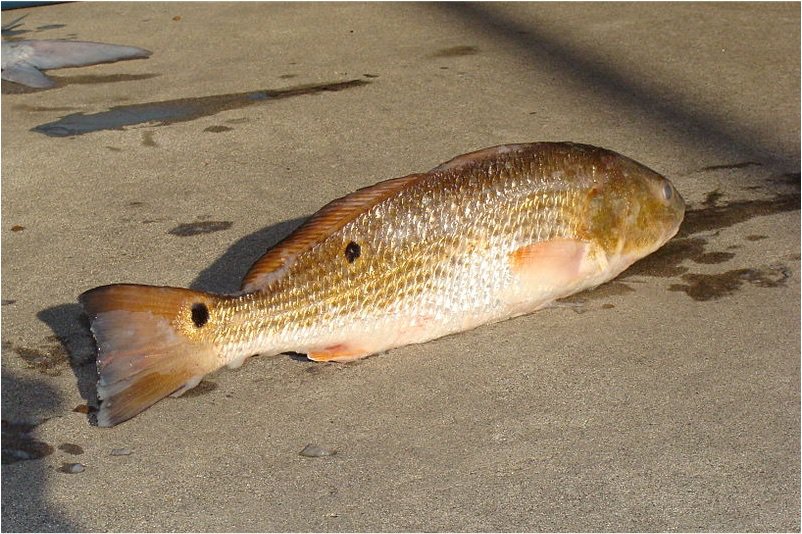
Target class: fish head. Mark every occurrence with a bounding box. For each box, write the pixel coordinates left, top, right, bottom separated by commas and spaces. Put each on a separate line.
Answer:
584, 153, 685, 272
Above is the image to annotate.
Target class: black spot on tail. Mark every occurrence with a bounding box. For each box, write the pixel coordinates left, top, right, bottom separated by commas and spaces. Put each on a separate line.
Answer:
191, 303, 209, 328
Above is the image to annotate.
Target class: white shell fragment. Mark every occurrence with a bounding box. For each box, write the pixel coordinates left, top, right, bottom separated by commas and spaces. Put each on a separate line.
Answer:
299, 443, 337, 458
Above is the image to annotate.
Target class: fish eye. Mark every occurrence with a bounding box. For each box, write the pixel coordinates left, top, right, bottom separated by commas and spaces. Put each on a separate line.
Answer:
662, 181, 673, 201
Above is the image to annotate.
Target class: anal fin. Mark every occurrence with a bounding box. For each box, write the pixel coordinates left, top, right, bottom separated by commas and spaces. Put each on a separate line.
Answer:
307, 344, 371, 363
169, 375, 205, 398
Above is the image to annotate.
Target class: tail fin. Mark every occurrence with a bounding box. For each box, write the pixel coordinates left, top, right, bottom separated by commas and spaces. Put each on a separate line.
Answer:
79, 284, 222, 427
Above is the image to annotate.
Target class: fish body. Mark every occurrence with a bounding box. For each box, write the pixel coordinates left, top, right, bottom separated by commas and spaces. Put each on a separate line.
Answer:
1, 39, 151, 88
80, 142, 685, 426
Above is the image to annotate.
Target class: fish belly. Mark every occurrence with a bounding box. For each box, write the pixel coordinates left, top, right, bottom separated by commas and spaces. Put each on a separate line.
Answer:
244, 238, 610, 363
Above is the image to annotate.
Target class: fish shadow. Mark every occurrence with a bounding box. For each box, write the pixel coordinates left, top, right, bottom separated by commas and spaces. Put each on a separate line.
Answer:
189, 216, 308, 293
1, 371, 79, 530
35, 214, 309, 421
35, 304, 99, 423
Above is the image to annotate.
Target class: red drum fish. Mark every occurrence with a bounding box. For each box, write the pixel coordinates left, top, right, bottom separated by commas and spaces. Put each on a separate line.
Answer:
80, 142, 685, 426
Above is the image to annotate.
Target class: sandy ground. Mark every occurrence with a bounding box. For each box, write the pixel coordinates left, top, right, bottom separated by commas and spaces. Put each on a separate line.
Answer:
1, 2, 799, 532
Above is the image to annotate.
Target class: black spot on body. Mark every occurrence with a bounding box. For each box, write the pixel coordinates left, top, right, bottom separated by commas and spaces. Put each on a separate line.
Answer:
345, 241, 361, 263
191, 303, 209, 328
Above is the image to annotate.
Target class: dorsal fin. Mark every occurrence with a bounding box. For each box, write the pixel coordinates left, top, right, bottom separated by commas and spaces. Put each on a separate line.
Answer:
430, 143, 531, 173
241, 173, 426, 292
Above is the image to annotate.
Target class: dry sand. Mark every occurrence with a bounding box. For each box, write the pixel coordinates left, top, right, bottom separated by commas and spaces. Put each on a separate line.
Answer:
2, 3, 799, 531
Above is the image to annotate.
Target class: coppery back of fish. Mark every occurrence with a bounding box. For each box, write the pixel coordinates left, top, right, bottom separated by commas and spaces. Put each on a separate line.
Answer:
80, 142, 685, 426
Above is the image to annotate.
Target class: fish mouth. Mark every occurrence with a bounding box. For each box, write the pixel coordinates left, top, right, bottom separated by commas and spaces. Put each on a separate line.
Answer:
661, 221, 682, 248
659, 185, 686, 246
658, 207, 685, 250
667, 203, 686, 244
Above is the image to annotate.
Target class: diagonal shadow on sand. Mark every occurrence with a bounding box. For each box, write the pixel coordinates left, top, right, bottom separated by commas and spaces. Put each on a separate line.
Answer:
436, 3, 799, 171
30, 79, 371, 137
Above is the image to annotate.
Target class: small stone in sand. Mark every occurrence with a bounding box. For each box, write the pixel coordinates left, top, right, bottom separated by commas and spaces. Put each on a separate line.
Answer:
59, 462, 85, 474
299, 444, 336, 458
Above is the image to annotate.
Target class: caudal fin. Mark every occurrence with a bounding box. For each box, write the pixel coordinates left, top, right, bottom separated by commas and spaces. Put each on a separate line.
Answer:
79, 284, 222, 427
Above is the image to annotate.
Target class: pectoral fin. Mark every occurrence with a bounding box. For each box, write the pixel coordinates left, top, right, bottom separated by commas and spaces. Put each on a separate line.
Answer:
509, 238, 594, 289
2, 63, 53, 88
